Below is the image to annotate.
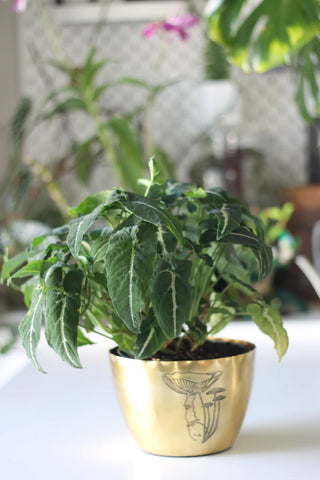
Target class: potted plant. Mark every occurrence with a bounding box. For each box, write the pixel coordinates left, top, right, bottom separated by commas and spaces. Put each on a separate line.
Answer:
1, 158, 288, 456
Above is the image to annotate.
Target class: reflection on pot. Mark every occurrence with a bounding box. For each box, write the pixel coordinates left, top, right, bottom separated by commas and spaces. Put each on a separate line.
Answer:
162, 371, 226, 443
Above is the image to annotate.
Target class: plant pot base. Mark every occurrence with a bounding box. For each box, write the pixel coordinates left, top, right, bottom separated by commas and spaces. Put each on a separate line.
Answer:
110, 338, 255, 457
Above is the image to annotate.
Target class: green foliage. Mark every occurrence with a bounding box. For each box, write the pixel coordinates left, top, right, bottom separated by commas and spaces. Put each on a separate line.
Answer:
206, 0, 320, 121
1, 159, 288, 369
204, 38, 230, 80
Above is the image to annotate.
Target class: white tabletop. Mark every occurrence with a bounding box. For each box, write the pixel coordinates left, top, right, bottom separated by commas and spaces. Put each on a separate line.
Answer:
0, 311, 320, 480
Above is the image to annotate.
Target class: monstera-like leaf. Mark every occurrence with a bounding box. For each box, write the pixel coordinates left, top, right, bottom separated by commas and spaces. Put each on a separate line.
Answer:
206, 0, 320, 72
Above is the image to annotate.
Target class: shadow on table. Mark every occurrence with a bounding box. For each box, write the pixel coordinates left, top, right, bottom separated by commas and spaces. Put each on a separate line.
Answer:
234, 421, 320, 454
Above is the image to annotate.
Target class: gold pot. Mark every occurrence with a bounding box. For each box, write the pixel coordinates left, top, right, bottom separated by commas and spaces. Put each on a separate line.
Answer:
109, 338, 255, 457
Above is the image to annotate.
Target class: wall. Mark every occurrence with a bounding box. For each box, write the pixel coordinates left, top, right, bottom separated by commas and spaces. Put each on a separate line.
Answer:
3, 0, 310, 209
0, 2, 20, 188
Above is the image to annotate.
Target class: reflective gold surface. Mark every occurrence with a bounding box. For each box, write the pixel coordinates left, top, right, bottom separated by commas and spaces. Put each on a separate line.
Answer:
109, 338, 255, 457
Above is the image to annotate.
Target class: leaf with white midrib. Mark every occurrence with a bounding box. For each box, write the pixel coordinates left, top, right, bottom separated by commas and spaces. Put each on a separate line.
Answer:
135, 310, 166, 359
150, 259, 192, 339
220, 226, 273, 279
106, 224, 157, 332
247, 302, 289, 360
123, 194, 184, 245
19, 286, 45, 373
67, 192, 124, 259
45, 289, 82, 368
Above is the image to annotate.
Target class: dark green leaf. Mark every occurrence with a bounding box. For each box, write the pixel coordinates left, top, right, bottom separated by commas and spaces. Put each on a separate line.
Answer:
106, 224, 157, 332
150, 258, 192, 339
123, 193, 184, 245
135, 309, 166, 359
63, 269, 83, 293
219, 226, 273, 279
209, 203, 242, 239
45, 286, 82, 368
90, 233, 111, 261
188, 318, 209, 345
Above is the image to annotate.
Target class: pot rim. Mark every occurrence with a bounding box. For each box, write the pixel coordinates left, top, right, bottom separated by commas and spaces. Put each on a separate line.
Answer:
109, 337, 256, 363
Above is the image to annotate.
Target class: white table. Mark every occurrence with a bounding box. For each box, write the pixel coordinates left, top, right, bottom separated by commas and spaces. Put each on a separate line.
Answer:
1, 312, 320, 480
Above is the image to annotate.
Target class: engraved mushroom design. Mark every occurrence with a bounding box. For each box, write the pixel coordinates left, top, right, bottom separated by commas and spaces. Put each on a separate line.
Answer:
162, 371, 226, 443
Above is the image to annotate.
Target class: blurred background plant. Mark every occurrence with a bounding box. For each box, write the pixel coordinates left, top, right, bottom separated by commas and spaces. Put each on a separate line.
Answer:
0, 1, 200, 257
205, 0, 320, 123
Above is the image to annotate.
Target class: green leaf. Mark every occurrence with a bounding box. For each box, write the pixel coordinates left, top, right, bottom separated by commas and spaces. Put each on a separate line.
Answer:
294, 38, 320, 122
19, 286, 45, 373
148, 156, 167, 186
10, 258, 58, 280
74, 138, 99, 184
63, 268, 83, 293
90, 232, 111, 261
247, 302, 289, 360
1, 250, 28, 282
209, 203, 242, 239
45, 98, 87, 119
209, 308, 234, 335
69, 190, 111, 216
106, 224, 157, 332
220, 226, 273, 279
77, 329, 94, 347
21, 277, 39, 308
45, 276, 82, 368
152, 147, 175, 180
67, 198, 114, 259
105, 313, 135, 355
135, 309, 166, 359
106, 117, 144, 192
188, 318, 209, 345
150, 258, 192, 339
123, 193, 184, 245
81, 48, 108, 88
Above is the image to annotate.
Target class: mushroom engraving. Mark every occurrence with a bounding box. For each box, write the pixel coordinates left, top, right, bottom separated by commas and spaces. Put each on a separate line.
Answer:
162, 371, 226, 443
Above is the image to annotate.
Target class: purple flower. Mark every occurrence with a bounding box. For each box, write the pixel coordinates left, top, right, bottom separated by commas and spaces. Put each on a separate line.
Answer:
1, 0, 27, 12
143, 14, 198, 41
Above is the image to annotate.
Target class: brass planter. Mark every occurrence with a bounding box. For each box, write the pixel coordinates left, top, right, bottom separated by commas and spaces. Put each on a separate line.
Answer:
109, 338, 255, 457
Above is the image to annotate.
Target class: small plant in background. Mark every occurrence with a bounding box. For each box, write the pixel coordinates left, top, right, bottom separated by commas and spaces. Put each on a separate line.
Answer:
259, 202, 298, 269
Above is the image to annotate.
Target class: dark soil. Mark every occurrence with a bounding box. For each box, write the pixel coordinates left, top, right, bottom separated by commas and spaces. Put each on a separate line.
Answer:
115, 339, 254, 361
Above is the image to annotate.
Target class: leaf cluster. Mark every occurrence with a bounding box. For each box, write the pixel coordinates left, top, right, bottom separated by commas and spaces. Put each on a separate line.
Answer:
1, 160, 288, 370
206, 0, 320, 121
